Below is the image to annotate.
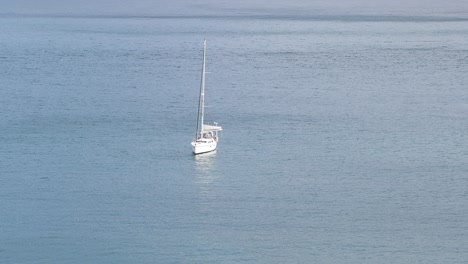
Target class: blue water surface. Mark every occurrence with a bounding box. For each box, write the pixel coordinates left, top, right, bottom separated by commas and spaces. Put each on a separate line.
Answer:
1, 9, 467, 264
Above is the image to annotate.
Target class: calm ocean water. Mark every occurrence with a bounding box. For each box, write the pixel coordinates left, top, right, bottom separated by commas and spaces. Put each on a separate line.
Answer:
1, 10, 468, 264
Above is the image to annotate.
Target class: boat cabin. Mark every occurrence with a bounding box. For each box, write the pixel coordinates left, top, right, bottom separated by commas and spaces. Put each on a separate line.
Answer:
196, 130, 219, 143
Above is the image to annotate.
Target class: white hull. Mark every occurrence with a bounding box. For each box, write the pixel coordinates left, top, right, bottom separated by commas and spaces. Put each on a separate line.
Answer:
191, 141, 217, 154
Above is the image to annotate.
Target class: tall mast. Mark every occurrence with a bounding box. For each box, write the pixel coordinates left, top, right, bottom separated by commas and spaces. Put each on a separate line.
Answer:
195, 39, 207, 137
200, 39, 206, 133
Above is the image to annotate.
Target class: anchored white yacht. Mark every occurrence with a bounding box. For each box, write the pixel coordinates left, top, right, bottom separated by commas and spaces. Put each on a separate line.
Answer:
191, 39, 222, 154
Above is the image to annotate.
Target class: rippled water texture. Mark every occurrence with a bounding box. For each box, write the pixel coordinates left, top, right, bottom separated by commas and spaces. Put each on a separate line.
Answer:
1, 9, 467, 264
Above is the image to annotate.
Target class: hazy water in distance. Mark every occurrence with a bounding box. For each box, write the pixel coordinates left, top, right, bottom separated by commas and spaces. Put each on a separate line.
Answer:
1, 8, 468, 264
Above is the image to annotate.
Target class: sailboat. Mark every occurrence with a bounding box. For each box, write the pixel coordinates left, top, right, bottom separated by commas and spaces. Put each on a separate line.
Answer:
191, 39, 222, 155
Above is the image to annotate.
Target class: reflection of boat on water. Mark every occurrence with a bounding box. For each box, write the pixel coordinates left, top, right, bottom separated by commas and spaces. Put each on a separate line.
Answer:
194, 150, 217, 184
194, 150, 217, 168
191, 39, 222, 155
